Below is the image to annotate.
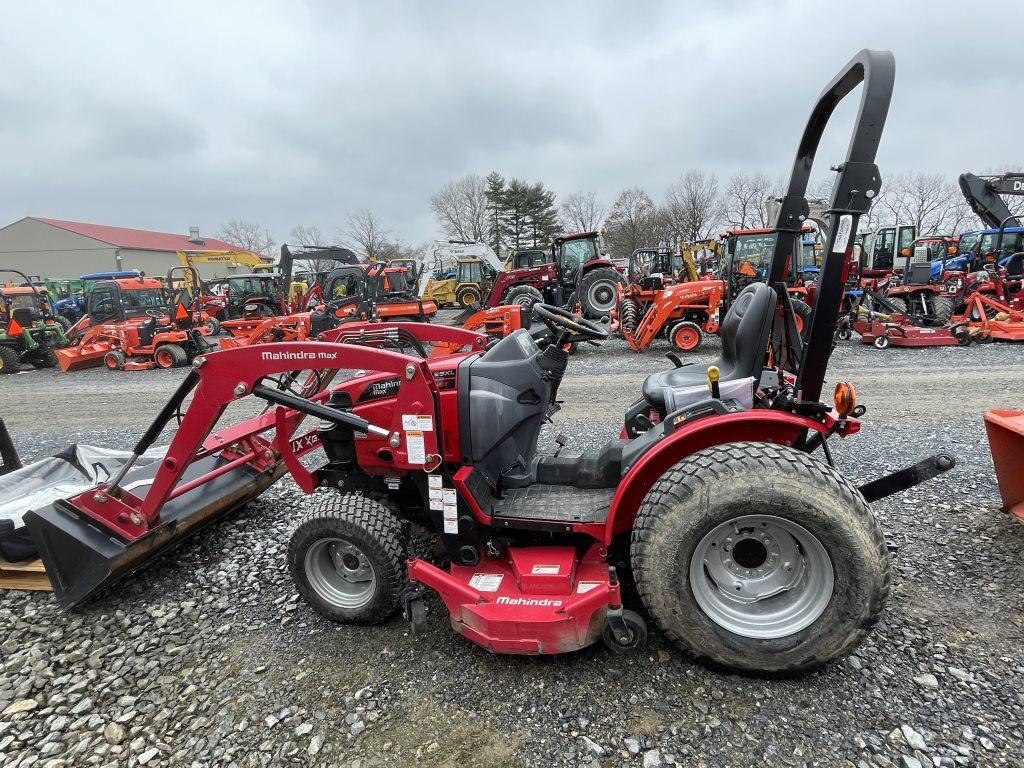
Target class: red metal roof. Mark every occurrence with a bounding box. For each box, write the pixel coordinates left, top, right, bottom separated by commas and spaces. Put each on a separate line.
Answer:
32, 217, 261, 255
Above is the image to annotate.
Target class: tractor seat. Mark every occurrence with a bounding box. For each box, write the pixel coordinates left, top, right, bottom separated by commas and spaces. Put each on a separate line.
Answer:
641, 282, 776, 410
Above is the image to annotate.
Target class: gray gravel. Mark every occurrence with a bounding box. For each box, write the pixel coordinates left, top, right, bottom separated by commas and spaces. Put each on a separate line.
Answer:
1, 328, 1023, 767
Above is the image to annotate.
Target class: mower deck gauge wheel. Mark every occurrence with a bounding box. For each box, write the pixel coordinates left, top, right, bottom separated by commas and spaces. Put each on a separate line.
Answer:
602, 609, 648, 653
873, 334, 889, 349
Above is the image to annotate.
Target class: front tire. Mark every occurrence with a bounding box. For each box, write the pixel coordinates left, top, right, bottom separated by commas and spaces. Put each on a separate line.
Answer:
456, 286, 482, 307
0, 346, 19, 374
631, 442, 889, 674
579, 268, 624, 318
288, 494, 406, 625
205, 317, 222, 336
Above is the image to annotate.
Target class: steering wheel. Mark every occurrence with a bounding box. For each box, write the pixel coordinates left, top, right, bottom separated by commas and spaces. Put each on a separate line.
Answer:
146, 309, 165, 320
534, 303, 608, 342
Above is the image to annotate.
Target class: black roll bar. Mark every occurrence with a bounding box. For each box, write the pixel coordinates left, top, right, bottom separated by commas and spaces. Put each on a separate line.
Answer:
768, 49, 895, 402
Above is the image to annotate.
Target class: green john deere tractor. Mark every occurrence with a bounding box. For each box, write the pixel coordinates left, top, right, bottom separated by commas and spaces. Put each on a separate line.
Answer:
1, 270, 69, 374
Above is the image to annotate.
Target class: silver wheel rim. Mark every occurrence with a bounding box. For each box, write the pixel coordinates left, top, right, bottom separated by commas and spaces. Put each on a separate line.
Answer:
689, 514, 834, 639
587, 280, 617, 312
304, 538, 377, 609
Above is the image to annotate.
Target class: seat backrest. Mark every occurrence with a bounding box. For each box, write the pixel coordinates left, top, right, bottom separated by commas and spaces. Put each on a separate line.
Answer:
720, 283, 776, 378
12, 307, 37, 327
1007, 252, 1024, 277
908, 263, 931, 284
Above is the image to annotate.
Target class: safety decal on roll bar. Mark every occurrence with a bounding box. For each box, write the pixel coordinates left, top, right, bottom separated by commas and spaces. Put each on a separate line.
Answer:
833, 214, 853, 253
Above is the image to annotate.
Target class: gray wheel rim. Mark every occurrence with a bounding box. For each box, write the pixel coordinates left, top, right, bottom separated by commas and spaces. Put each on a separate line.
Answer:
587, 280, 617, 312
511, 294, 533, 308
689, 514, 834, 639
304, 537, 377, 609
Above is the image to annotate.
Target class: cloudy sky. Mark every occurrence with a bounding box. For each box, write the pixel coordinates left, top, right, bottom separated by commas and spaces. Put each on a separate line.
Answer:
1, 1, 1021, 248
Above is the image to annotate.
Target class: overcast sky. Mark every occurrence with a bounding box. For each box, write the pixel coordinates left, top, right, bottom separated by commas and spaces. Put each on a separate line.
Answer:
1, 1, 1021, 249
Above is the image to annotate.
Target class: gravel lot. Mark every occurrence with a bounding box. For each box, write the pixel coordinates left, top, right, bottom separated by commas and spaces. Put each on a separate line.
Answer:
1, 327, 1023, 768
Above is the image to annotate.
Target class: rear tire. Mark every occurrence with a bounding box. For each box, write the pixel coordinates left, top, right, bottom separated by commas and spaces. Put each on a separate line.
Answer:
0, 346, 20, 374
579, 268, 624, 318
631, 442, 889, 674
791, 299, 812, 340
930, 295, 954, 325
154, 343, 187, 369
503, 285, 544, 314
886, 296, 908, 315
618, 299, 639, 335
289, 494, 406, 625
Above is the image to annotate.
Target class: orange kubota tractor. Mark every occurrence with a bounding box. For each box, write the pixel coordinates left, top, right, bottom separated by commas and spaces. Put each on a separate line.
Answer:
57, 276, 214, 371
615, 245, 726, 353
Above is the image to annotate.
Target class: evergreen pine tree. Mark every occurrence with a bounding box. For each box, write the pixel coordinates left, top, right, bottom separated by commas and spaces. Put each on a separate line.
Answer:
484, 172, 506, 259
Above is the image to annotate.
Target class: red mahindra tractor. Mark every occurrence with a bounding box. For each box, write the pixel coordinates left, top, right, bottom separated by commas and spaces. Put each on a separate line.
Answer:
23, 51, 957, 675
485, 232, 624, 319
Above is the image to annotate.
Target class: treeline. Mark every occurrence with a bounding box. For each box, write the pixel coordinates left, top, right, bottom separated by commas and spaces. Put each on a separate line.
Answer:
218, 169, 1020, 265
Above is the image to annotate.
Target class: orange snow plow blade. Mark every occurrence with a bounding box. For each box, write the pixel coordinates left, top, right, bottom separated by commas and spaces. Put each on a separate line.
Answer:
984, 409, 1024, 522
56, 342, 110, 372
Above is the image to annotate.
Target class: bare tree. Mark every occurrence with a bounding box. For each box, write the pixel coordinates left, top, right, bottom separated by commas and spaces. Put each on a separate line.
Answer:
878, 172, 964, 234
430, 174, 488, 242
603, 187, 658, 260
663, 171, 722, 243
342, 209, 392, 262
723, 172, 778, 229
287, 224, 340, 275
560, 190, 606, 233
217, 219, 275, 257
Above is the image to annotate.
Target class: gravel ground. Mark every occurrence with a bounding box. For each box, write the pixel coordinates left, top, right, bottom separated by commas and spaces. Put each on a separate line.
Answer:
1, 325, 1023, 768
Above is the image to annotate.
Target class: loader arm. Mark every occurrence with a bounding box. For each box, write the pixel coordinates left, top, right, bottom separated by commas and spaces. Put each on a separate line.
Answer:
958, 173, 1024, 230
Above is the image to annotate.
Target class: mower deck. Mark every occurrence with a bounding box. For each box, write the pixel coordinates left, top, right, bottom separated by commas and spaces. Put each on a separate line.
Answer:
408, 543, 615, 654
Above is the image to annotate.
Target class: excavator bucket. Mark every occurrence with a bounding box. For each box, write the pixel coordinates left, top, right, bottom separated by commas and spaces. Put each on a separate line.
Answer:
984, 410, 1024, 523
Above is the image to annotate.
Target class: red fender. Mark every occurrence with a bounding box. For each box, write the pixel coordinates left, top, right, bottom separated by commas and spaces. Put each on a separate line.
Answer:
603, 409, 855, 542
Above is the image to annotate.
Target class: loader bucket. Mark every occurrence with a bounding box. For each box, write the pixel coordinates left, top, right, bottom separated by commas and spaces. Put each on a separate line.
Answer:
984, 409, 1024, 523
23, 455, 285, 607
56, 342, 109, 372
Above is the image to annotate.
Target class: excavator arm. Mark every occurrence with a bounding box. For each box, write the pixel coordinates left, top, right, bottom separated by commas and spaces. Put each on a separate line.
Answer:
958, 172, 1024, 230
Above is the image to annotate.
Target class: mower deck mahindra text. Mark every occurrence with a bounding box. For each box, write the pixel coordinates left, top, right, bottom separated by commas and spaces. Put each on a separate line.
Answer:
23, 50, 958, 675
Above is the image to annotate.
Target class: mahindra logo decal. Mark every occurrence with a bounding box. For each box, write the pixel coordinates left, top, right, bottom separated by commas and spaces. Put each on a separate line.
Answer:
260, 350, 338, 361
495, 596, 564, 607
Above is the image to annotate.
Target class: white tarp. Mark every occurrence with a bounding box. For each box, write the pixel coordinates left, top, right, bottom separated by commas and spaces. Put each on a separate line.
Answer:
0, 444, 164, 529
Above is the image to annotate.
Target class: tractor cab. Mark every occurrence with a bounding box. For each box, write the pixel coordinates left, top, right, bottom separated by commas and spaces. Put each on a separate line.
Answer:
856, 224, 916, 276
86, 278, 171, 329
508, 248, 550, 269
220, 273, 287, 319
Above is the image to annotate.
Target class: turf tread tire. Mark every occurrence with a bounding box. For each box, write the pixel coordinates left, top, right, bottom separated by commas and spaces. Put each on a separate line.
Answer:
630, 441, 890, 675
289, 493, 406, 625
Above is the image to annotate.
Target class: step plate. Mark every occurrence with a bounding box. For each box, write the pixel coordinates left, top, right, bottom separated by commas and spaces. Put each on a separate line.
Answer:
491, 485, 613, 524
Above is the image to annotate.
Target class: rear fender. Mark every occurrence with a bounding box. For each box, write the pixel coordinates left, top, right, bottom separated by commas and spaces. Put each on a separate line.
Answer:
603, 410, 837, 542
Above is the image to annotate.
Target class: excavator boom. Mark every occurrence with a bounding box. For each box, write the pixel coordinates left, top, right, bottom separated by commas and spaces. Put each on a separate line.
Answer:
958, 172, 1024, 230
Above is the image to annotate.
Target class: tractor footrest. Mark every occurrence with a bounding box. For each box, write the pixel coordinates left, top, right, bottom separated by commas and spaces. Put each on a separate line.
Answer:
492, 485, 613, 524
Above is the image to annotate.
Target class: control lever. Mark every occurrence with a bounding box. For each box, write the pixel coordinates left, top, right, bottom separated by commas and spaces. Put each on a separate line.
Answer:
707, 365, 721, 399
553, 433, 569, 457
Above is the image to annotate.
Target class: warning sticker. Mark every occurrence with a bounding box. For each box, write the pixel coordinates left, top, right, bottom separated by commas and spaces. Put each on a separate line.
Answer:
428, 487, 443, 501
406, 431, 425, 464
531, 565, 560, 575
576, 581, 603, 594
469, 573, 503, 592
429, 497, 444, 511
402, 414, 433, 431
832, 214, 853, 253
428, 475, 443, 489
442, 488, 457, 505
443, 505, 458, 534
